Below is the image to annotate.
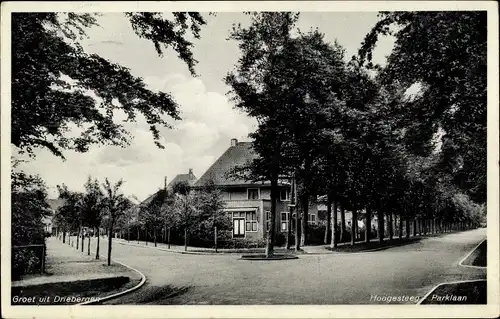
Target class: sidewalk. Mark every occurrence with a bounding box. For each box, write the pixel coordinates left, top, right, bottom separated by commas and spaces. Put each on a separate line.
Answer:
12, 237, 135, 288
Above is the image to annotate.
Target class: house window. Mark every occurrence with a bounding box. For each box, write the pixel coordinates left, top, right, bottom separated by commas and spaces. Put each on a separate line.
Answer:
280, 189, 290, 201
247, 188, 259, 200
245, 211, 258, 232
281, 212, 290, 231
308, 214, 316, 224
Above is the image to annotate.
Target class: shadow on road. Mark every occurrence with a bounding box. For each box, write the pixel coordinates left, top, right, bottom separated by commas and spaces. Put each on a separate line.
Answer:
117, 284, 193, 304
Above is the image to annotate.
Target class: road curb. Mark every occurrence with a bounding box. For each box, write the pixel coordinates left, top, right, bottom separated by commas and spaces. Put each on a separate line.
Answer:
417, 237, 487, 305
459, 238, 487, 269
77, 259, 147, 305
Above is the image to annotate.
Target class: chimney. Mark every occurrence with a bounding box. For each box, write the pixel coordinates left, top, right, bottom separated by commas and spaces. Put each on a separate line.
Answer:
188, 168, 193, 177
164, 176, 167, 190
231, 138, 238, 147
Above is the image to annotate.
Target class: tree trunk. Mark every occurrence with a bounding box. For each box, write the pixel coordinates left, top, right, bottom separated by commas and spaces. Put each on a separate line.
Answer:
340, 204, 346, 242
87, 231, 91, 255
405, 218, 410, 239
184, 228, 188, 252
266, 178, 278, 257
399, 215, 403, 239
365, 207, 371, 243
154, 228, 157, 247
300, 194, 309, 247
286, 207, 292, 250
107, 224, 113, 266
351, 206, 357, 246
378, 211, 384, 243
76, 225, 80, 250
137, 228, 140, 244
388, 213, 393, 240
294, 204, 300, 252
63, 230, 66, 243
168, 227, 171, 249
331, 199, 338, 248
324, 195, 332, 244
96, 228, 100, 260
214, 226, 218, 253
81, 228, 84, 252
323, 195, 333, 244
163, 222, 167, 243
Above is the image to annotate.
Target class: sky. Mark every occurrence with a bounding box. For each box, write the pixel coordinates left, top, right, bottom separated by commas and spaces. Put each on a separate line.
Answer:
15, 12, 396, 201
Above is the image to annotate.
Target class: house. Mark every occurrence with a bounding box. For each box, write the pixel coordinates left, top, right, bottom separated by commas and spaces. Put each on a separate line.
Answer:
168, 168, 198, 189
193, 138, 319, 240
139, 168, 197, 208
45, 198, 65, 235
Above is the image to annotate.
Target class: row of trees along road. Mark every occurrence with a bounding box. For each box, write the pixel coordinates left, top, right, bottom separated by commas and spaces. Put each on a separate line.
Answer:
11, 12, 210, 273
134, 178, 230, 252
225, 12, 486, 257
53, 177, 134, 266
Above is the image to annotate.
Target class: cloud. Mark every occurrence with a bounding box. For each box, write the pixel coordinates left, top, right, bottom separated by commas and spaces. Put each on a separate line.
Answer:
16, 72, 256, 201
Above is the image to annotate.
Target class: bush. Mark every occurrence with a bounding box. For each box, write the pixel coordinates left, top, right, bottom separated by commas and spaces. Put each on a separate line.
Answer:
307, 224, 326, 245
11, 171, 49, 280
217, 237, 267, 249
12, 245, 44, 280
274, 232, 287, 247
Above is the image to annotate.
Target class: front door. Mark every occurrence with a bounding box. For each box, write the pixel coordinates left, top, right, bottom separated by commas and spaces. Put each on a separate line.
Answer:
233, 218, 245, 238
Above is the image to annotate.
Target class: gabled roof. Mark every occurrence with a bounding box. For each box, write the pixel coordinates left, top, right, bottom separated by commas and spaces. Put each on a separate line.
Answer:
47, 198, 65, 211
140, 169, 197, 206
167, 169, 197, 189
194, 141, 261, 187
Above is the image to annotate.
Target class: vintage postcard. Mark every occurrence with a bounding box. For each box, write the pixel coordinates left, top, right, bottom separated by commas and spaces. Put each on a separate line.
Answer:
1, 1, 499, 318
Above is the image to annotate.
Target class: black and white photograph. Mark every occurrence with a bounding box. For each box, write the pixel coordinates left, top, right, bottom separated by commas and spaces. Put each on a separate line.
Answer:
1, 1, 499, 318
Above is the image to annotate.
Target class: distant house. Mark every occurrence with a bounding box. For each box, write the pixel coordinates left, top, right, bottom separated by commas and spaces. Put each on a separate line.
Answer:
193, 138, 318, 240
138, 168, 198, 212
45, 198, 65, 235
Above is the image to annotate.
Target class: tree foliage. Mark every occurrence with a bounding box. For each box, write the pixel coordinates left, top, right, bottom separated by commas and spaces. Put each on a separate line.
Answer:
358, 11, 487, 203
12, 12, 207, 159
11, 165, 51, 278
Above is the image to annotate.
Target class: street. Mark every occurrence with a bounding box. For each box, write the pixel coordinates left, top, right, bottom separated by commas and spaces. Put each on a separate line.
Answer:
77, 228, 486, 305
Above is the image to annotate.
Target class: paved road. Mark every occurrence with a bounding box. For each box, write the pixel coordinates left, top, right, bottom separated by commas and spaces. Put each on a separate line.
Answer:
75, 228, 486, 304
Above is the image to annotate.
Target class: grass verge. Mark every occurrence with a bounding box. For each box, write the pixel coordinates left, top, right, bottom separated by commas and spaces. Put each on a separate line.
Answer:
462, 240, 487, 267
11, 276, 140, 305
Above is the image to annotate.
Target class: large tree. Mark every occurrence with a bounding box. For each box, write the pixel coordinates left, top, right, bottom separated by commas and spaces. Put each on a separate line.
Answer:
359, 11, 487, 204
140, 188, 170, 247
172, 181, 200, 252
12, 12, 207, 159
56, 184, 84, 248
81, 176, 104, 257
196, 177, 228, 252
225, 12, 300, 257
101, 178, 133, 266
